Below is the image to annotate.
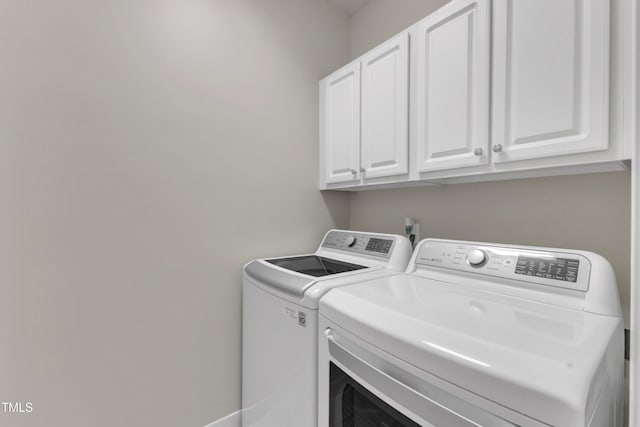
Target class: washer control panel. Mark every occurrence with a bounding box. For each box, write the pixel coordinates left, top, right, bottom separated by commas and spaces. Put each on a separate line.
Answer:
322, 231, 395, 258
415, 240, 590, 292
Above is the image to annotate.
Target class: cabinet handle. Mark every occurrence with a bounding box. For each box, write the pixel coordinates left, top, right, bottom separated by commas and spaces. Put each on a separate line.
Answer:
360, 168, 366, 173
473, 147, 483, 156
350, 169, 357, 175
492, 144, 503, 153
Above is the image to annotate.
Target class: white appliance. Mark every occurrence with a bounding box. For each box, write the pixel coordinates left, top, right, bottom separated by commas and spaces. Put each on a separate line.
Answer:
319, 239, 624, 427
242, 230, 412, 427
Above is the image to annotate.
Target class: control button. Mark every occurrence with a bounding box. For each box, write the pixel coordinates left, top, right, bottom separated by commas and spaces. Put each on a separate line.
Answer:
466, 249, 487, 267
503, 259, 514, 267
345, 236, 357, 247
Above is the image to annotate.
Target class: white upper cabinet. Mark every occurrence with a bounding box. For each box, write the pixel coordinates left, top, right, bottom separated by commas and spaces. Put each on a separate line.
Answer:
319, 0, 628, 190
361, 33, 410, 179
414, 0, 490, 173
321, 62, 361, 184
320, 33, 410, 188
491, 0, 610, 163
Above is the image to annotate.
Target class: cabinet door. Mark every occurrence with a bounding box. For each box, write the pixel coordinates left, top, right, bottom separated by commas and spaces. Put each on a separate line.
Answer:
414, 0, 490, 173
361, 33, 410, 179
492, 0, 610, 163
321, 62, 361, 184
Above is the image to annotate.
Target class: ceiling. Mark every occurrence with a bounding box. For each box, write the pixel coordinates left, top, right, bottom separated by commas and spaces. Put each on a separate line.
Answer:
327, 0, 371, 16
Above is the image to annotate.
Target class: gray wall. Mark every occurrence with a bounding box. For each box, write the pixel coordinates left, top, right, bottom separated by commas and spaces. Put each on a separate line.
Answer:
351, 0, 450, 57
0, 1, 350, 426
348, 0, 632, 327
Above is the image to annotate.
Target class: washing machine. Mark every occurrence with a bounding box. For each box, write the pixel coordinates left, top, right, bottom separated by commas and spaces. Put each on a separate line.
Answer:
318, 238, 624, 427
242, 229, 412, 427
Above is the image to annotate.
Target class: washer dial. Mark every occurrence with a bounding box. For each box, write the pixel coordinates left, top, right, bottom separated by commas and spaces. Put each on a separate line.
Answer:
466, 249, 487, 266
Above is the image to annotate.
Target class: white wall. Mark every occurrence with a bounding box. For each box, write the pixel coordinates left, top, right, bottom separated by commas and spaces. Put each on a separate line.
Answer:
0, 1, 350, 426
348, 0, 632, 328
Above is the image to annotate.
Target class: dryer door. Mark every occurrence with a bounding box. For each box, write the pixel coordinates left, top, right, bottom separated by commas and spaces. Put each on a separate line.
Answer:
320, 325, 543, 427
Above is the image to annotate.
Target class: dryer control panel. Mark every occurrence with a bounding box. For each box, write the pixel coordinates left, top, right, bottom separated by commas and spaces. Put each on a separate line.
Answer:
321, 231, 395, 259
415, 240, 591, 292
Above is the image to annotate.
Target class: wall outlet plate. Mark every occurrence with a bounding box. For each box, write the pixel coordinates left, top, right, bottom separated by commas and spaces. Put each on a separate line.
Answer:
407, 223, 420, 248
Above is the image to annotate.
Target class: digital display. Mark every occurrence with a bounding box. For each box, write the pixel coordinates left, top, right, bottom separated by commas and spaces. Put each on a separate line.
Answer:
365, 238, 392, 254
515, 256, 579, 282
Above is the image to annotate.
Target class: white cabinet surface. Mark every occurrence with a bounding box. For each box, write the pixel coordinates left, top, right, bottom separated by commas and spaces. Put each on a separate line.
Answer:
320, 0, 629, 191
320, 33, 409, 188
361, 33, 409, 179
321, 62, 361, 185
491, 0, 610, 164
414, 0, 490, 173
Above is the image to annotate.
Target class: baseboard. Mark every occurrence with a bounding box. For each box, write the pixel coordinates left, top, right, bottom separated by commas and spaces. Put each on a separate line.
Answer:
203, 410, 241, 427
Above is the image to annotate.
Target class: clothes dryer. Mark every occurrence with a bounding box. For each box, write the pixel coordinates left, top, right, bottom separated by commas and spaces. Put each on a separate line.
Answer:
319, 239, 624, 427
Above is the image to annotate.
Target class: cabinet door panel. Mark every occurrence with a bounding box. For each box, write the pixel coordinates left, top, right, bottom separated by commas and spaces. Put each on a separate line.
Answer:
415, 0, 490, 173
492, 0, 609, 163
361, 33, 409, 179
322, 62, 361, 184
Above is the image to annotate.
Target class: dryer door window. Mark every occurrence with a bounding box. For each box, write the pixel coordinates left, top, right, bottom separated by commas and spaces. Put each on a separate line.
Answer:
330, 362, 419, 427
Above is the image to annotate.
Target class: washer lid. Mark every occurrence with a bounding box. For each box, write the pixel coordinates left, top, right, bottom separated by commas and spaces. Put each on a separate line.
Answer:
265, 255, 367, 277
244, 259, 317, 299
244, 256, 368, 301
320, 274, 622, 426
